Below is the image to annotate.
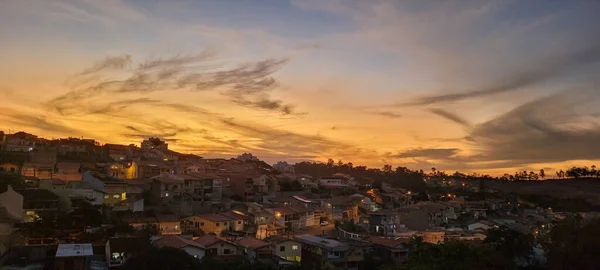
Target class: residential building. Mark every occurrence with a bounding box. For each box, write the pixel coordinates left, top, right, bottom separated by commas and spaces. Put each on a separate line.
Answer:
20, 162, 55, 179
294, 234, 349, 269
364, 236, 408, 262
15, 188, 61, 222
54, 162, 83, 181
419, 231, 446, 244
29, 147, 57, 164
106, 237, 148, 268
2, 131, 37, 152
153, 235, 206, 259
54, 243, 94, 270
103, 144, 131, 161
141, 137, 168, 151
265, 235, 302, 263
326, 197, 360, 222
467, 220, 496, 231
186, 213, 233, 235
107, 161, 139, 180
0, 163, 19, 173
157, 214, 182, 235
368, 211, 398, 236
237, 153, 259, 162
273, 161, 295, 173
269, 206, 315, 232
82, 171, 127, 206
151, 174, 184, 201
236, 237, 271, 263
195, 234, 241, 258
0, 186, 24, 248
53, 137, 98, 156
318, 176, 349, 189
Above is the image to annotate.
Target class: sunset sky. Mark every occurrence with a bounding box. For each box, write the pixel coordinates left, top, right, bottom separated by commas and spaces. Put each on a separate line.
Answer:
1, 0, 600, 175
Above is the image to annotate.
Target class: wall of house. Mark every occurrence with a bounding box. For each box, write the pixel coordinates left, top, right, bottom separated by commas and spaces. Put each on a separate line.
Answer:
275, 241, 302, 262
0, 163, 19, 173
198, 218, 231, 235
0, 186, 23, 221
182, 246, 205, 260
207, 242, 238, 256
159, 221, 181, 235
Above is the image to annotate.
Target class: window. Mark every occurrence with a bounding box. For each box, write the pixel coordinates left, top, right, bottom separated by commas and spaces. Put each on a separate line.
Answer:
113, 194, 120, 199
200, 222, 204, 227
216, 222, 220, 227
104, 195, 109, 199
223, 249, 231, 255
280, 246, 285, 252
237, 221, 241, 225
292, 245, 298, 250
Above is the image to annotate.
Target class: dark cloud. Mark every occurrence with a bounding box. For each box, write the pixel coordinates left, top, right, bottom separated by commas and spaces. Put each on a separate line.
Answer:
405, 44, 600, 106
0, 108, 80, 135
429, 108, 470, 127
394, 148, 460, 159
49, 53, 294, 114
373, 111, 402, 119
466, 89, 600, 164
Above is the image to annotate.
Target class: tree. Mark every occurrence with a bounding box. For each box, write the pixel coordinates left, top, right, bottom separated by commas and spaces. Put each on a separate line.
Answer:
591, 165, 597, 178
0, 172, 25, 193
431, 167, 437, 176
326, 158, 335, 168
484, 226, 535, 266
539, 169, 545, 180
542, 217, 600, 270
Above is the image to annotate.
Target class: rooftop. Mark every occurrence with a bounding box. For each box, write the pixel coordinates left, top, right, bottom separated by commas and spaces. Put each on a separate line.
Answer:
294, 234, 348, 251
55, 243, 94, 257
15, 189, 60, 202
195, 234, 229, 247
197, 213, 231, 222
154, 235, 205, 249
236, 237, 269, 250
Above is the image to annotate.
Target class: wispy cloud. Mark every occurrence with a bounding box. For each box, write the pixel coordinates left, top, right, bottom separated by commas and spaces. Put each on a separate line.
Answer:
428, 108, 470, 127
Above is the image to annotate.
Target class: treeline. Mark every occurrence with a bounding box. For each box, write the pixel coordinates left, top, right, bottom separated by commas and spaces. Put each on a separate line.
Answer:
294, 160, 427, 192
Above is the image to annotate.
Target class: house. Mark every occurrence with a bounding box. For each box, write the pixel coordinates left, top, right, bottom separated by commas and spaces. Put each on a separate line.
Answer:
0, 163, 19, 173
153, 235, 206, 259
2, 131, 37, 152
29, 146, 57, 164
326, 197, 360, 222
0, 186, 24, 248
364, 236, 408, 262
195, 234, 241, 259
54, 162, 83, 181
141, 137, 168, 151
318, 176, 349, 189
157, 214, 181, 235
82, 171, 127, 206
236, 237, 271, 263
53, 137, 98, 156
54, 243, 95, 270
106, 237, 148, 268
15, 188, 61, 221
467, 220, 497, 231
269, 206, 315, 232
368, 211, 398, 236
265, 235, 302, 263
103, 144, 131, 161
419, 231, 446, 244
20, 162, 55, 179
151, 174, 184, 201
186, 213, 234, 235
107, 161, 138, 180
273, 161, 295, 173
294, 234, 349, 269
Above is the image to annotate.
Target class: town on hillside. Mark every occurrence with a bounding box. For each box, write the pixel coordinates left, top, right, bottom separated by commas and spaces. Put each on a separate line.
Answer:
1, 131, 599, 270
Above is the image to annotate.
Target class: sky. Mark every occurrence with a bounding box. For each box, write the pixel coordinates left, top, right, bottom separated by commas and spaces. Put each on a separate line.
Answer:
1, 0, 600, 175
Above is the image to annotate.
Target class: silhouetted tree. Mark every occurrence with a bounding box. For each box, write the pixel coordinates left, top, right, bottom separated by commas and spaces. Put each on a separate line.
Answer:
539, 169, 545, 180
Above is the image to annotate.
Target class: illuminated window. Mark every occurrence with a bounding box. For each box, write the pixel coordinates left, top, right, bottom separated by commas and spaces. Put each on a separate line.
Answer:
26, 211, 36, 216
104, 195, 109, 199
113, 194, 120, 199
292, 245, 298, 250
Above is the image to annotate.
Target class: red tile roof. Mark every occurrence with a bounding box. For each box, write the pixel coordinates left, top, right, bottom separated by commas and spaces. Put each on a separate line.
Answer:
236, 237, 269, 250
197, 213, 231, 222
154, 235, 205, 249
194, 234, 225, 247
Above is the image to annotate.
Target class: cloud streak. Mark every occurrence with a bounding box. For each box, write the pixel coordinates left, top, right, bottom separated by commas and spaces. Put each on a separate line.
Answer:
429, 108, 470, 127
50, 52, 294, 115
